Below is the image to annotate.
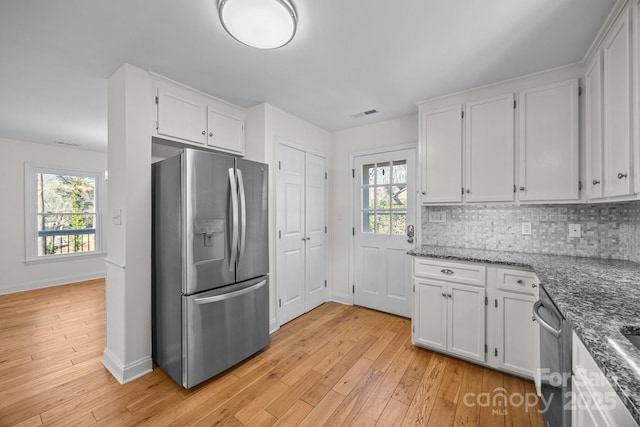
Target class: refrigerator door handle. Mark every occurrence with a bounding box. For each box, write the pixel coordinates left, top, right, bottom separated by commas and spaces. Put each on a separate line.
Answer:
194, 279, 267, 304
237, 168, 247, 269
228, 168, 239, 271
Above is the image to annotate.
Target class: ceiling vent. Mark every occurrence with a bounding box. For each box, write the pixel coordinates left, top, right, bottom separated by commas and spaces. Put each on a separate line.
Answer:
350, 108, 378, 119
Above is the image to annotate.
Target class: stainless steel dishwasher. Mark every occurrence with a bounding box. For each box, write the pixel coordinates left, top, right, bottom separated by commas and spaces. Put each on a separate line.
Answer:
532, 285, 572, 427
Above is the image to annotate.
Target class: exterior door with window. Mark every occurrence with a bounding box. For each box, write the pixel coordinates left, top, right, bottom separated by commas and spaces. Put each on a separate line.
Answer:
353, 148, 416, 317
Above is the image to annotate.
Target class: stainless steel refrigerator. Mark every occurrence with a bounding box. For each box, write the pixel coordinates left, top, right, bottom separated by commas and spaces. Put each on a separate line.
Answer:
152, 148, 269, 388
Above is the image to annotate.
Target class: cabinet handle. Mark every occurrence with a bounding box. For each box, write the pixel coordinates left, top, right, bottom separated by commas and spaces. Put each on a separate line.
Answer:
532, 283, 537, 288
201, 130, 206, 135
517, 279, 523, 284
519, 186, 526, 191
592, 180, 600, 185
209, 132, 213, 137
618, 173, 628, 179
441, 292, 448, 298
440, 269, 454, 275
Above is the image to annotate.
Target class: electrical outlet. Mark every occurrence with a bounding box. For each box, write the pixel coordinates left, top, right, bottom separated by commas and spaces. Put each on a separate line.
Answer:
428, 211, 446, 223
569, 224, 581, 238
521, 222, 532, 235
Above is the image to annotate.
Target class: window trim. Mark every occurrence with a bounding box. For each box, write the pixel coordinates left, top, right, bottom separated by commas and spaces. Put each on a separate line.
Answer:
24, 162, 105, 264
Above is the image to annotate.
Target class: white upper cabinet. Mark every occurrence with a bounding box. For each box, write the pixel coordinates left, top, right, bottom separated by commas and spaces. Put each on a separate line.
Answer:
518, 79, 580, 202
420, 105, 463, 204
464, 94, 515, 202
206, 107, 244, 155
635, 0, 640, 194
585, 53, 604, 199
153, 75, 246, 156
603, 5, 633, 197
157, 88, 207, 145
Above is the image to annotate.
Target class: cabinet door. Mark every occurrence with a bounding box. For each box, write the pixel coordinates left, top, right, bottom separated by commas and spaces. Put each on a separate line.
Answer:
207, 107, 245, 155
421, 105, 463, 203
518, 80, 579, 201
603, 6, 633, 197
447, 283, 485, 362
572, 377, 611, 427
414, 278, 447, 351
157, 89, 207, 145
496, 291, 538, 378
465, 94, 515, 202
585, 53, 604, 199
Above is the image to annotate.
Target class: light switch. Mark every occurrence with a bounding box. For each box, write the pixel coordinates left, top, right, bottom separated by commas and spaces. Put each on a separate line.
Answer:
428, 211, 446, 223
112, 209, 122, 226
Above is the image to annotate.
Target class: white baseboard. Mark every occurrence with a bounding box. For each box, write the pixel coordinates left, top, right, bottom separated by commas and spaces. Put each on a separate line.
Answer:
102, 348, 153, 385
330, 291, 352, 306
269, 317, 279, 334
0, 271, 105, 295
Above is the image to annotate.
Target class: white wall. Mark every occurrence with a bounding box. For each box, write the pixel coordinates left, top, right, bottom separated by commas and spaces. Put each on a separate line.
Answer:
329, 115, 418, 302
246, 103, 333, 331
0, 137, 107, 294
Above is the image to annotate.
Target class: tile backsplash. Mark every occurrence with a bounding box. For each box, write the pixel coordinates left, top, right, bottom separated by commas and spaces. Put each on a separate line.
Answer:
421, 201, 640, 263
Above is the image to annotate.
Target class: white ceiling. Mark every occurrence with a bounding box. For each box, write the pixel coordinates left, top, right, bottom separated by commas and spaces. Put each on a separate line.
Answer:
0, 0, 617, 152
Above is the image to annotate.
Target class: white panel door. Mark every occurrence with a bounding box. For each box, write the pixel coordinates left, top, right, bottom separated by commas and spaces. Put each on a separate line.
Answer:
421, 106, 463, 203
354, 148, 416, 317
156, 88, 206, 145
277, 145, 306, 325
304, 153, 327, 312
585, 53, 604, 199
603, 6, 633, 197
518, 80, 579, 202
496, 291, 538, 378
465, 94, 515, 202
447, 283, 485, 362
277, 144, 327, 326
414, 278, 447, 351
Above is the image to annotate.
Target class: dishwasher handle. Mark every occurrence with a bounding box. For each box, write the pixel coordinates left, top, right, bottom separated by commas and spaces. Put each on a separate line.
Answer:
532, 300, 561, 338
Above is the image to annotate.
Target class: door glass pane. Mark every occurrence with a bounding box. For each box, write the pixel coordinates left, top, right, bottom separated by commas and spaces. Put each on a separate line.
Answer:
362, 211, 374, 233
362, 188, 375, 209
376, 212, 390, 234
391, 212, 406, 235
376, 186, 390, 209
376, 162, 390, 185
391, 184, 407, 209
392, 161, 407, 184
362, 164, 376, 185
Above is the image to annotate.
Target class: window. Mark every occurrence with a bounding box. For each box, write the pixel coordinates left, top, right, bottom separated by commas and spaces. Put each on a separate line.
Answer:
25, 164, 104, 262
361, 160, 407, 234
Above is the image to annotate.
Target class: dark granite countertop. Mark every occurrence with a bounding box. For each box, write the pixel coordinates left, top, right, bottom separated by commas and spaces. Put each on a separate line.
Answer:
408, 245, 640, 424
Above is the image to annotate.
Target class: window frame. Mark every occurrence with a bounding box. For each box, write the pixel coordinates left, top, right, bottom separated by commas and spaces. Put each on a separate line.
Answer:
24, 162, 105, 264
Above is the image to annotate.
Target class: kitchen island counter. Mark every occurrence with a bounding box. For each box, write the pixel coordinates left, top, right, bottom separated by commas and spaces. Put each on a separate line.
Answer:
408, 245, 640, 425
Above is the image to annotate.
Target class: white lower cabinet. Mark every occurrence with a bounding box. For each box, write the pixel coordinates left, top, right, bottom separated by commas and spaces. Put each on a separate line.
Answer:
414, 277, 485, 363
572, 332, 637, 426
412, 258, 540, 379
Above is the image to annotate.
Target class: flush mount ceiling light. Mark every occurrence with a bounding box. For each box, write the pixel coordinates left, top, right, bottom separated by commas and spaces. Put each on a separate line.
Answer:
217, 0, 297, 49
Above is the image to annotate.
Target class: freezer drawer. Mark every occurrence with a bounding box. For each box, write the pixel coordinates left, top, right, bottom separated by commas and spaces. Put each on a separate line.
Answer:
183, 276, 269, 388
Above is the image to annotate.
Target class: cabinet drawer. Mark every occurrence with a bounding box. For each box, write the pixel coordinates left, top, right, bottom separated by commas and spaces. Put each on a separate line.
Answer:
414, 258, 486, 287
496, 268, 538, 295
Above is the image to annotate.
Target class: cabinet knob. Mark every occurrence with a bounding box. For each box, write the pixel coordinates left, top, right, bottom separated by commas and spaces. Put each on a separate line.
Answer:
519, 187, 525, 191
441, 292, 447, 298
421, 191, 426, 195
517, 279, 523, 284
532, 283, 537, 288
209, 132, 213, 137
201, 130, 206, 135
592, 180, 600, 185
465, 189, 471, 194
617, 172, 628, 179
448, 293, 452, 298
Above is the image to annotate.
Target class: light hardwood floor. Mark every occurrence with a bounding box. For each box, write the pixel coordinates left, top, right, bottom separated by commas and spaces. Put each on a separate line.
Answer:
0, 279, 544, 426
